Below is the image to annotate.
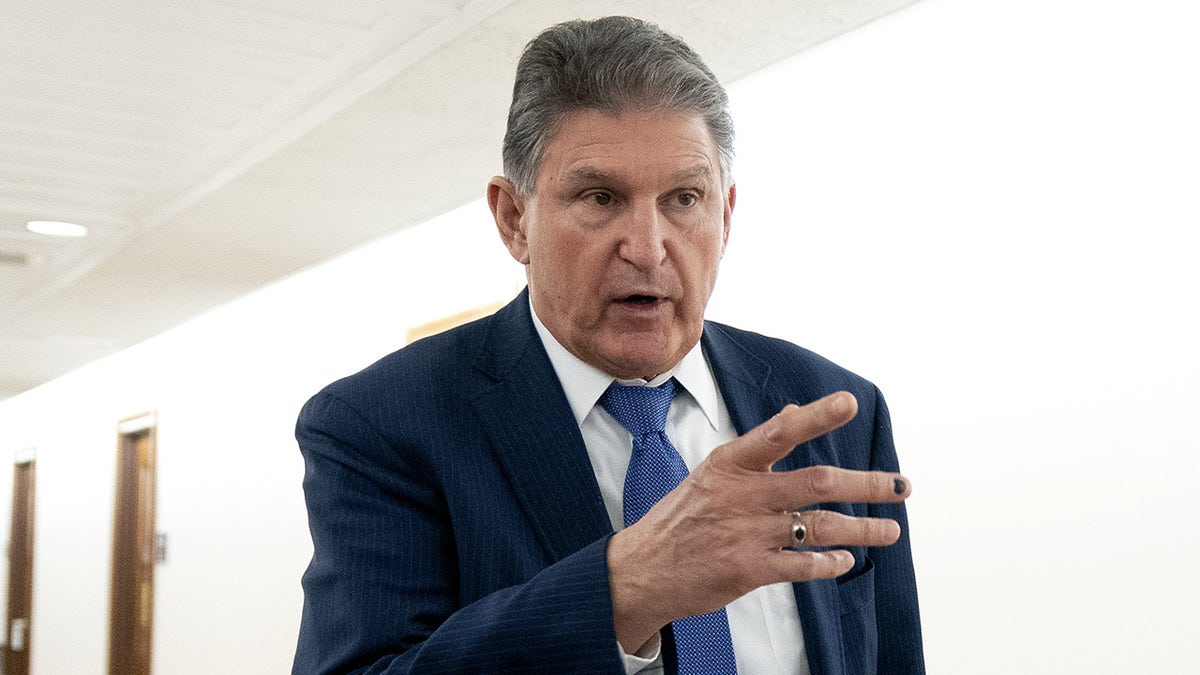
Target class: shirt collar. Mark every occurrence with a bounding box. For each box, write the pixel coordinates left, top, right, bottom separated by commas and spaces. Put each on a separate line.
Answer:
530, 300, 722, 431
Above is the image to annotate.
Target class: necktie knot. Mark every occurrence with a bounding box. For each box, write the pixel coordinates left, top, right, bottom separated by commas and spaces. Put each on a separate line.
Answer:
598, 378, 675, 437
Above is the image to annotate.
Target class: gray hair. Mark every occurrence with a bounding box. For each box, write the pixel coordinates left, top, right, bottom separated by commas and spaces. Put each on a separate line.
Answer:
502, 16, 734, 195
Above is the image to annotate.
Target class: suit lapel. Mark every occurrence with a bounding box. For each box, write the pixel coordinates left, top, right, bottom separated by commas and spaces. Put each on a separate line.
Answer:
702, 322, 845, 675
470, 293, 613, 562
701, 322, 778, 436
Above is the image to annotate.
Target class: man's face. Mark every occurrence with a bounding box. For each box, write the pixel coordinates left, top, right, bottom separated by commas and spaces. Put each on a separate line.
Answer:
490, 108, 735, 379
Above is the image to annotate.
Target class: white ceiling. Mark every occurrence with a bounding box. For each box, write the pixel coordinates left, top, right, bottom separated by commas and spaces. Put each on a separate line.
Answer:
0, 0, 917, 401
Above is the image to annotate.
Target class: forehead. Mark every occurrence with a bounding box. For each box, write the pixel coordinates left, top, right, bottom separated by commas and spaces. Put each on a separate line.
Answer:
536, 108, 721, 191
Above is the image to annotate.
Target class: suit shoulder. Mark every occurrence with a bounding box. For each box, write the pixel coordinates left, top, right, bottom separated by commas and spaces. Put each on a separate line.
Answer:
703, 321, 876, 394
309, 313, 493, 411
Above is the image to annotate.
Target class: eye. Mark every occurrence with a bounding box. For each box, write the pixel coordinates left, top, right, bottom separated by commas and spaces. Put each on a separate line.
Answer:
587, 191, 614, 206
675, 192, 699, 207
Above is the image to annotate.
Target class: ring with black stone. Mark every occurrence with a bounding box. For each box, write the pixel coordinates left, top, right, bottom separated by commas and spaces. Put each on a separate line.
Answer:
789, 511, 807, 545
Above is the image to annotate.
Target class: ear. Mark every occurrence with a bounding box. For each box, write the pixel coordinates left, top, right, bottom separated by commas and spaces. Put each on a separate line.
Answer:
488, 176, 530, 264
721, 183, 736, 251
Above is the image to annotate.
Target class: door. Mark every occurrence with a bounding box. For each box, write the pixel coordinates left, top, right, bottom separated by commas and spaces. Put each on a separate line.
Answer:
108, 416, 157, 675
4, 454, 36, 675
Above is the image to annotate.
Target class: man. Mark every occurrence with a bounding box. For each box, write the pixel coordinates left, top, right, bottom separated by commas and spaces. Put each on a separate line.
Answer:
294, 16, 923, 675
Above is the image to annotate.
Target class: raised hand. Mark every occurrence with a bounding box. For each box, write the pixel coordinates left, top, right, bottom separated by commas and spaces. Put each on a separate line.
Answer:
607, 391, 911, 652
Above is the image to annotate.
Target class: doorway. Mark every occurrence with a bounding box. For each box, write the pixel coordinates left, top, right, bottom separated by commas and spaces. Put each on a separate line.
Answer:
108, 414, 157, 675
4, 451, 36, 675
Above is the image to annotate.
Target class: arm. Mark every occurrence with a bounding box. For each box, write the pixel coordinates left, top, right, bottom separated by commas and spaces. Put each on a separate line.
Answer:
865, 387, 925, 673
292, 391, 625, 674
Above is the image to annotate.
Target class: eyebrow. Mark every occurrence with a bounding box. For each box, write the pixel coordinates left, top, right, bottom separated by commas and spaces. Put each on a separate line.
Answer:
559, 163, 715, 191
669, 164, 714, 185
561, 167, 623, 191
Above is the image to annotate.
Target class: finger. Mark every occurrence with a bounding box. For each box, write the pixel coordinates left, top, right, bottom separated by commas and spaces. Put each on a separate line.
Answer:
730, 392, 858, 471
781, 510, 900, 549
762, 549, 856, 584
764, 465, 910, 510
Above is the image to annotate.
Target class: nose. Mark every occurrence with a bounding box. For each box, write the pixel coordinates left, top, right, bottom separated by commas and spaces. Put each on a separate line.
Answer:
617, 199, 667, 270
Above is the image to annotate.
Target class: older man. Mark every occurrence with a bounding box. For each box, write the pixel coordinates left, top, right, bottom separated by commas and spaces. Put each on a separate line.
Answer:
295, 16, 923, 675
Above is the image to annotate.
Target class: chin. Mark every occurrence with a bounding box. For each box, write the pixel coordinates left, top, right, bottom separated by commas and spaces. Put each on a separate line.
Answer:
602, 349, 676, 381
592, 330, 692, 379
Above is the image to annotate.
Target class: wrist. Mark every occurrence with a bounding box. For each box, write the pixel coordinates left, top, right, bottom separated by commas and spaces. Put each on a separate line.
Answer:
607, 528, 669, 652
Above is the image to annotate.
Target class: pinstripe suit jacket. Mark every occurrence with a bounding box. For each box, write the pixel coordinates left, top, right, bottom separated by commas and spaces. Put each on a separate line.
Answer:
293, 289, 924, 674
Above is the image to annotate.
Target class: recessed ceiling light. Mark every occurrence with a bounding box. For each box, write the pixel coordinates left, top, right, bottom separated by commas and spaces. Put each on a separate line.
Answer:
26, 220, 89, 237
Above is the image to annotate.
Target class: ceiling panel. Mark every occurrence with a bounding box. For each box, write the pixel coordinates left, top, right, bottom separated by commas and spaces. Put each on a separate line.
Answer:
0, 0, 920, 401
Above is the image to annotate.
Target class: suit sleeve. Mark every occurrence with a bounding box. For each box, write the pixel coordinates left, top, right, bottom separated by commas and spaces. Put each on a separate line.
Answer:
865, 386, 926, 674
292, 391, 626, 674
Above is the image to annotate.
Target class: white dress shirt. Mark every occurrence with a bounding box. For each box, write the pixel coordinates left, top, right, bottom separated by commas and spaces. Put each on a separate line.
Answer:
530, 305, 809, 675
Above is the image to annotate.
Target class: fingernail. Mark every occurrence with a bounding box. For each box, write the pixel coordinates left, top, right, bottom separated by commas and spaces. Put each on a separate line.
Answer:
893, 478, 906, 495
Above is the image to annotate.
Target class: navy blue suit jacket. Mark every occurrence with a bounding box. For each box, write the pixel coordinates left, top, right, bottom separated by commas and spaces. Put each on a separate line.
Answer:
294, 290, 923, 674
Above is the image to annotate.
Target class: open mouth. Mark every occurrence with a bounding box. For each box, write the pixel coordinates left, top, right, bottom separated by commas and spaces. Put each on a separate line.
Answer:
620, 294, 659, 305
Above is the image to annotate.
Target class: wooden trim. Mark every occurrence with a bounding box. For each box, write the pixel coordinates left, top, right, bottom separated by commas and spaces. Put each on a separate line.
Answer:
405, 300, 507, 345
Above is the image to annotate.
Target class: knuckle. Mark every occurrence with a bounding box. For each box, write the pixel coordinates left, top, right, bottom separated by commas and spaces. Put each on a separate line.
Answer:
806, 509, 835, 535
859, 517, 876, 541
758, 416, 784, 447
694, 451, 721, 475
697, 449, 740, 483
806, 465, 837, 498
787, 551, 826, 583
765, 405, 802, 443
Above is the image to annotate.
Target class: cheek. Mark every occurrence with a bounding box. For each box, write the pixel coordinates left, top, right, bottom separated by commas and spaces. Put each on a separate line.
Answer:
684, 240, 725, 289
530, 233, 598, 300
530, 219, 584, 260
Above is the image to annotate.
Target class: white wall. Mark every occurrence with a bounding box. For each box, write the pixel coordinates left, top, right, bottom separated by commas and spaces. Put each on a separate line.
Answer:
710, 1, 1200, 672
1, 1, 1196, 672
0, 207, 524, 673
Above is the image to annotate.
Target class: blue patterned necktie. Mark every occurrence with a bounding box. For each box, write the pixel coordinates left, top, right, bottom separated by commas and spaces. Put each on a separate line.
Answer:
599, 378, 738, 674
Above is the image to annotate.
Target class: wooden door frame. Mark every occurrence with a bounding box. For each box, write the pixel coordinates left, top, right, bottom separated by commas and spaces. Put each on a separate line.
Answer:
4, 449, 36, 675
108, 413, 157, 675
